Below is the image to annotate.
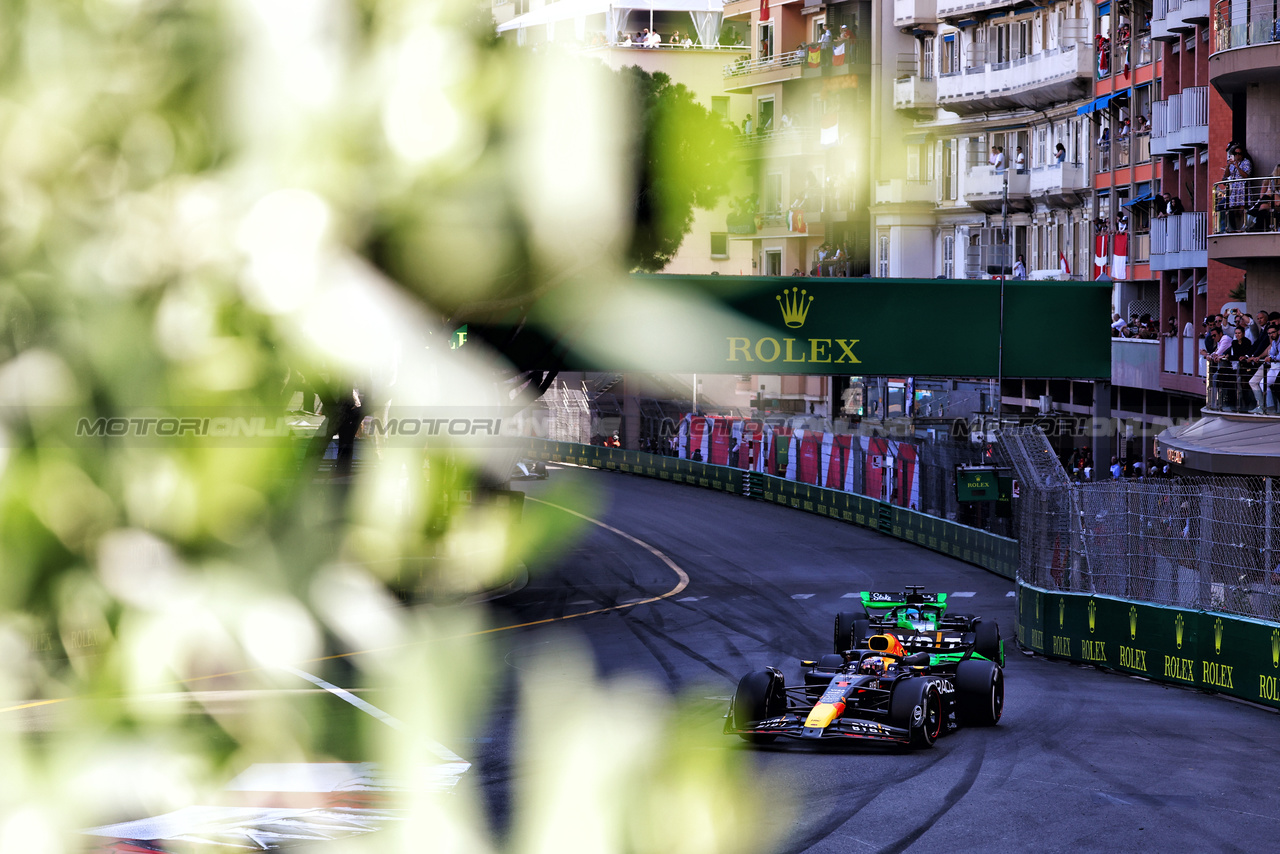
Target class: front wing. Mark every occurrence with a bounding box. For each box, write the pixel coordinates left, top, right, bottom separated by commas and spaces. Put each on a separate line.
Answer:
724, 711, 916, 744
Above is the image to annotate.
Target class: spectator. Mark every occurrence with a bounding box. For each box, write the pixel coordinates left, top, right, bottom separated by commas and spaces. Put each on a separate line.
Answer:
1167, 195, 1184, 215
1249, 323, 1280, 414
1055, 142, 1067, 164
1014, 146, 1026, 173
1110, 456, 1122, 478
646, 29, 662, 47
1247, 165, 1280, 232
1152, 192, 1166, 218
819, 24, 831, 47
1111, 312, 1128, 336
1013, 254, 1027, 279
1223, 144, 1253, 231
990, 146, 1005, 171
743, 114, 753, 135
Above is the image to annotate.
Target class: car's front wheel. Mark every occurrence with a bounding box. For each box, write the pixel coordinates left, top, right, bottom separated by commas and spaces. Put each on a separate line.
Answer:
889, 678, 942, 748
732, 669, 786, 744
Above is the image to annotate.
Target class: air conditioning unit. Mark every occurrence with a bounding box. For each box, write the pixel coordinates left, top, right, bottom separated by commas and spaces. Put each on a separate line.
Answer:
1039, 394, 1052, 414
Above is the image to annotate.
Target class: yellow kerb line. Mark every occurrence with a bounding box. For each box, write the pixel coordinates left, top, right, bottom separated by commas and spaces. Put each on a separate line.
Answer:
0, 496, 691, 708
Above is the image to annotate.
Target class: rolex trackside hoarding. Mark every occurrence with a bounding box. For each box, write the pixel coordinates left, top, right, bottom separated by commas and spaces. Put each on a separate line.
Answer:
493, 276, 1112, 379
1017, 584, 1280, 710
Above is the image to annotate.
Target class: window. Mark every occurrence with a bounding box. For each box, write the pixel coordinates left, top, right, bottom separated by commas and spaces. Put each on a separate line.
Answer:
943, 235, 955, 278
922, 37, 935, 80
941, 34, 958, 75
1035, 126, 1047, 167
765, 249, 782, 276
941, 139, 957, 200
711, 233, 728, 258
764, 172, 782, 214
758, 98, 774, 133
878, 234, 890, 278
711, 97, 729, 121
759, 22, 774, 59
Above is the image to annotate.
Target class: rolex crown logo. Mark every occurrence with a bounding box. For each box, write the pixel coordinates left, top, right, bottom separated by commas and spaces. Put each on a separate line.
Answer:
1214, 617, 1223, 655
1088, 600, 1096, 633
1175, 613, 1184, 649
777, 287, 814, 329
1058, 598, 1065, 629
1129, 605, 1137, 640
1272, 629, 1279, 668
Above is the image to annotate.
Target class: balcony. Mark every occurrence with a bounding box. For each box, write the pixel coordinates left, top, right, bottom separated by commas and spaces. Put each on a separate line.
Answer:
894, 74, 937, 111
1150, 88, 1208, 155
1135, 131, 1151, 163
964, 244, 1014, 278
1131, 230, 1151, 264
733, 126, 822, 160
1152, 0, 1183, 40
1113, 339, 1163, 391
1029, 162, 1089, 207
1208, 176, 1280, 266
963, 165, 1031, 214
936, 45, 1093, 115
874, 178, 937, 206
1150, 212, 1208, 271
937, 0, 1023, 20
1210, 0, 1280, 93
894, 0, 938, 28
722, 50, 806, 92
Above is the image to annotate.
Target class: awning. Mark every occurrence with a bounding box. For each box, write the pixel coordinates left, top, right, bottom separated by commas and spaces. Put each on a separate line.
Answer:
956, 18, 979, 27
1196, 277, 1208, 296
1123, 192, 1153, 207
1076, 93, 1113, 116
1098, 2, 1111, 14
496, 0, 726, 35
943, 33, 956, 41
1174, 282, 1191, 301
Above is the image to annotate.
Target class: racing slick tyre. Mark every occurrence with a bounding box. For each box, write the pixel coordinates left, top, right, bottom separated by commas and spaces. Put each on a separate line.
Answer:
833, 613, 870, 653
888, 678, 943, 749
955, 659, 1004, 726
733, 670, 786, 744
972, 619, 1003, 665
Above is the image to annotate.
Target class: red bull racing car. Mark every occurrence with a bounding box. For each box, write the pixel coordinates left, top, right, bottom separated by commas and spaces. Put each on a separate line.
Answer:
724, 631, 1004, 748
833, 586, 1003, 665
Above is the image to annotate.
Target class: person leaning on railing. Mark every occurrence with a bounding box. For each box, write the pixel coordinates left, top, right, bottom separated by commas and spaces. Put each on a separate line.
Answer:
1246, 323, 1280, 414
1201, 326, 1230, 408
1222, 143, 1254, 232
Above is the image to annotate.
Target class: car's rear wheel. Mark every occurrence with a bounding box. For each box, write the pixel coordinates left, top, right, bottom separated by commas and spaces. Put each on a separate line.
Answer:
889, 678, 942, 748
733, 669, 786, 743
973, 619, 1003, 665
834, 612, 868, 653
955, 659, 1004, 726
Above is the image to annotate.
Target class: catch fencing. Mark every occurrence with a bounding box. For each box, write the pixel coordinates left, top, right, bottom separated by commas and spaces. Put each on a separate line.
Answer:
998, 426, 1280, 623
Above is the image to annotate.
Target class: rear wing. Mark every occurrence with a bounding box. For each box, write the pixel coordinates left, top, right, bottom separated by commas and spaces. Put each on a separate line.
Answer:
861, 590, 948, 610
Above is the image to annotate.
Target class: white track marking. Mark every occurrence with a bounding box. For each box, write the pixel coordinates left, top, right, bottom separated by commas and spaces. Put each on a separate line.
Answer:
841, 593, 861, 598
791, 593, 815, 599
952, 592, 977, 597
1006, 591, 1017, 597
677, 596, 707, 602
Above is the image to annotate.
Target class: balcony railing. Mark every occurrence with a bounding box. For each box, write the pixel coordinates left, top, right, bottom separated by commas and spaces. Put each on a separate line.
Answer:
935, 44, 1092, 114
1029, 162, 1089, 206
1095, 141, 1111, 173
724, 50, 805, 79
1115, 136, 1131, 168
1150, 212, 1208, 269
963, 165, 1031, 212
894, 0, 939, 27
1135, 131, 1151, 163
874, 178, 937, 205
1211, 176, 1280, 233
733, 126, 820, 157
1150, 88, 1208, 155
894, 75, 938, 110
1153, 0, 1184, 39
1212, 0, 1280, 52
1137, 33, 1154, 66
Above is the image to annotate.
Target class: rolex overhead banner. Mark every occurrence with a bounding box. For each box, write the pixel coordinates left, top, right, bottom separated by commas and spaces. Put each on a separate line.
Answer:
476, 275, 1113, 379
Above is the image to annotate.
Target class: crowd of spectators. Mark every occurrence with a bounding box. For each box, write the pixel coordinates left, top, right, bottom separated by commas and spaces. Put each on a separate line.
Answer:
1198, 308, 1280, 413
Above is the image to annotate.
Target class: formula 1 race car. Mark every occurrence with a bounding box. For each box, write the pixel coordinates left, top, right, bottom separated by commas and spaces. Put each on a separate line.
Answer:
833, 586, 1003, 665
724, 632, 1004, 748
510, 458, 548, 480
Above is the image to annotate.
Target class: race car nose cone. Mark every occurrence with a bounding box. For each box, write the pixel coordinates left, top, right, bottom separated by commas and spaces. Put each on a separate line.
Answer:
802, 726, 825, 739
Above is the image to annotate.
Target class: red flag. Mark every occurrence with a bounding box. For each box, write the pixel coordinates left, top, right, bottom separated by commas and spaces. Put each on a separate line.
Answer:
760, 0, 770, 22
833, 41, 846, 66
1093, 233, 1109, 280
1059, 250, 1071, 277
1112, 232, 1129, 279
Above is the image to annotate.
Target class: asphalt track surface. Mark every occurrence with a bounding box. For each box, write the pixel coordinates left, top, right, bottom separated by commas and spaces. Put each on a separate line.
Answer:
479, 466, 1280, 854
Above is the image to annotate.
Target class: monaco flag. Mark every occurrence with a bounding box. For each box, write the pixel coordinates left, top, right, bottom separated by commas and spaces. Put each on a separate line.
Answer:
1059, 250, 1071, 278
1093, 233, 1109, 280
760, 0, 769, 22
1111, 232, 1129, 280
833, 41, 846, 66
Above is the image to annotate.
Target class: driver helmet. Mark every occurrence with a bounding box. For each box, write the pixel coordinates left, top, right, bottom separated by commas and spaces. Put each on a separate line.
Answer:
859, 656, 886, 676
903, 608, 920, 621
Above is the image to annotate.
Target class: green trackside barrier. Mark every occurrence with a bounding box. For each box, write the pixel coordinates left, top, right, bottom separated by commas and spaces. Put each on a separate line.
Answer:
1016, 583, 1280, 711
525, 440, 1017, 581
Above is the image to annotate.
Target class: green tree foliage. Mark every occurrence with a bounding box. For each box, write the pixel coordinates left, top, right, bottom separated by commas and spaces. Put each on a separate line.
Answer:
618, 67, 737, 272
